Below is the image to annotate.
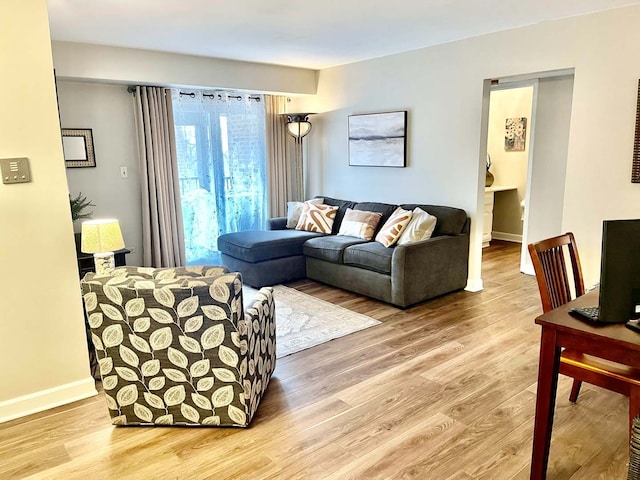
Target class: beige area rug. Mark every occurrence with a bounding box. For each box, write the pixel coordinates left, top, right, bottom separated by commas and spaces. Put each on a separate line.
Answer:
243, 285, 381, 358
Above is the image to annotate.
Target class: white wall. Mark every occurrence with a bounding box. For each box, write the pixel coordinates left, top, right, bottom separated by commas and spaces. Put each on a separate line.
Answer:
52, 41, 318, 95
488, 86, 533, 237
292, 6, 640, 288
0, 0, 96, 422
59, 81, 143, 265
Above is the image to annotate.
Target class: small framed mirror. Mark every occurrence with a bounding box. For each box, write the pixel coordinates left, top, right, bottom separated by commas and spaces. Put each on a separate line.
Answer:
62, 128, 96, 168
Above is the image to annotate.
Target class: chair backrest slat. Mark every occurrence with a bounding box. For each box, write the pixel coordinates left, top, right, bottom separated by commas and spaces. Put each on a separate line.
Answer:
528, 232, 586, 313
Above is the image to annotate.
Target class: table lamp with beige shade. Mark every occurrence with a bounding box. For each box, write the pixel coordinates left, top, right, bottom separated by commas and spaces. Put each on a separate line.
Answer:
81, 219, 125, 275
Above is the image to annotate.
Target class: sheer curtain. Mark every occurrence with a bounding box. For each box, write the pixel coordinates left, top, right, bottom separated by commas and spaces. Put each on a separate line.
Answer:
133, 86, 186, 267
172, 90, 267, 264
265, 95, 296, 216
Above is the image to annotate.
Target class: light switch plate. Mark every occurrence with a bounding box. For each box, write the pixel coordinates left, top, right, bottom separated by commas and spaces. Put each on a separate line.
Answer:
1, 157, 31, 184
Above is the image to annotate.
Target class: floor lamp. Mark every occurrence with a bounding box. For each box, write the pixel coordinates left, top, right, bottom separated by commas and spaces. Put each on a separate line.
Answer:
285, 113, 314, 201
81, 219, 125, 275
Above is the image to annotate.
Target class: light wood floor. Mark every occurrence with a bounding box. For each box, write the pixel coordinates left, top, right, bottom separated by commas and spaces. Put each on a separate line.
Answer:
0, 241, 630, 479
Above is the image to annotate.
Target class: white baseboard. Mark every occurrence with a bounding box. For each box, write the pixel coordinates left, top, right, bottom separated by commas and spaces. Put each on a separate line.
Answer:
465, 278, 484, 292
521, 263, 535, 276
491, 231, 523, 243
0, 377, 98, 424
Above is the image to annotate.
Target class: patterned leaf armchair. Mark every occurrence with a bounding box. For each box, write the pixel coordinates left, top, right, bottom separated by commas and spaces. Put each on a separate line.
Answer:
81, 266, 276, 427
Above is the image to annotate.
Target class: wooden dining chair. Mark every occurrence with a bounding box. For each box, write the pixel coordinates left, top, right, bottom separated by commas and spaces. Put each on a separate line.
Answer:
528, 232, 640, 431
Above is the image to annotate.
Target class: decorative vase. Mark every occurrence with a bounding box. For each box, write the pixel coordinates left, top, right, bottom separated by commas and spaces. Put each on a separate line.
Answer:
485, 169, 494, 187
485, 154, 494, 187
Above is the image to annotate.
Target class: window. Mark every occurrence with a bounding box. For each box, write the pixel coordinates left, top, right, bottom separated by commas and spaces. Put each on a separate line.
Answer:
173, 91, 267, 264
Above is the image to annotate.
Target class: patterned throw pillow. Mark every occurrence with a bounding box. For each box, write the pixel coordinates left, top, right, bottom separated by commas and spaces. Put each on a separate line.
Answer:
375, 207, 413, 247
295, 203, 338, 233
286, 198, 324, 228
337, 208, 383, 240
396, 207, 438, 245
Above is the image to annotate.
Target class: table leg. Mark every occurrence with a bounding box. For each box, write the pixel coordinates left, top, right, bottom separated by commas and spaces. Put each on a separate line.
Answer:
530, 326, 561, 480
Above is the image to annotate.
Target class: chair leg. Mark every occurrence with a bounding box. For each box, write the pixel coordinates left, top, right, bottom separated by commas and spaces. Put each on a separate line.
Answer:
569, 379, 582, 403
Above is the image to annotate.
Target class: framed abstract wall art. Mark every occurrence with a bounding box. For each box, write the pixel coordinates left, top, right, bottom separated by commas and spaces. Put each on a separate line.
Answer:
348, 111, 407, 167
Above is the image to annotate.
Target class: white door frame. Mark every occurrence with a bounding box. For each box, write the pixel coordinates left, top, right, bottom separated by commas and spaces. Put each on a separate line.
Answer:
476, 68, 575, 284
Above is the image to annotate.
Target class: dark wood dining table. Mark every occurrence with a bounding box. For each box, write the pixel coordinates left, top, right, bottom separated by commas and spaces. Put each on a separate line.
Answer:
531, 288, 640, 479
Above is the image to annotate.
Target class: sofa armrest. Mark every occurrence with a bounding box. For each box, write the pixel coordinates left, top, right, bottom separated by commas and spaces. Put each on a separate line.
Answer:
268, 217, 288, 230
391, 234, 470, 307
242, 286, 276, 419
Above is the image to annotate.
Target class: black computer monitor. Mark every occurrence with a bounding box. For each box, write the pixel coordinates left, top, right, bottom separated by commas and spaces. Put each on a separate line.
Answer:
598, 219, 640, 323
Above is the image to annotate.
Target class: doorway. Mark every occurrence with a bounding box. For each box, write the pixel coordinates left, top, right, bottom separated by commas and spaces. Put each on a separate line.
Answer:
484, 81, 536, 255
479, 71, 575, 279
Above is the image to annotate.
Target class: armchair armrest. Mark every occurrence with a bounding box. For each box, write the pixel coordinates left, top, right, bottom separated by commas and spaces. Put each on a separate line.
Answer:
269, 217, 288, 230
242, 286, 276, 419
391, 234, 470, 307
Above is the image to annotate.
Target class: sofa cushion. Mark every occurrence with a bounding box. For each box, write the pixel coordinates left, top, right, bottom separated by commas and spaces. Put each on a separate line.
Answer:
295, 203, 338, 233
303, 235, 369, 264
314, 196, 357, 234
343, 242, 394, 275
400, 204, 468, 236
218, 230, 324, 263
396, 207, 437, 245
338, 208, 383, 240
375, 207, 413, 247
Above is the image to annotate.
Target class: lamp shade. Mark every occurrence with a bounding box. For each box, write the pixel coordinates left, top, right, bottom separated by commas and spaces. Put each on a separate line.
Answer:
81, 219, 125, 253
285, 113, 314, 139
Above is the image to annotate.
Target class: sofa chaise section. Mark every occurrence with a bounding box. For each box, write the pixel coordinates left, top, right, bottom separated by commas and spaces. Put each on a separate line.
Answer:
218, 229, 324, 288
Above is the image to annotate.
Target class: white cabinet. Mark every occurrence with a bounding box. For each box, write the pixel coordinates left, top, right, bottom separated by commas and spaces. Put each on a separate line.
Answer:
483, 185, 518, 248
483, 190, 494, 247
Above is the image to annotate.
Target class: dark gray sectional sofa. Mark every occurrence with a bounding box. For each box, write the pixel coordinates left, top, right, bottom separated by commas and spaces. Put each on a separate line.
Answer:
218, 196, 470, 308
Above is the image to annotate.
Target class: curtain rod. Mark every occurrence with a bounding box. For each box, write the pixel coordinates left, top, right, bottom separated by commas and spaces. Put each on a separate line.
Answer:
126, 86, 261, 102
179, 91, 261, 102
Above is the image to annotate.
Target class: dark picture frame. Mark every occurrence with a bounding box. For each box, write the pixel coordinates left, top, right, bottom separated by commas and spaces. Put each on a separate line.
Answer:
633, 80, 640, 183
62, 128, 96, 168
348, 111, 407, 167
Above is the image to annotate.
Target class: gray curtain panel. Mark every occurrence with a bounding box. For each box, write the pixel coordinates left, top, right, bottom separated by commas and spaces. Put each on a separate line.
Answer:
265, 95, 299, 217
133, 86, 186, 267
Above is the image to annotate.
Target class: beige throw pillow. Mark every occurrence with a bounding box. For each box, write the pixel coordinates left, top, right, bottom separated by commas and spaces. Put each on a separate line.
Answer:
337, 208, 383, 240
396, 207, 437, 245
375, 207, 413, 247
286, 198, 324, 228
295, 203, 338, 233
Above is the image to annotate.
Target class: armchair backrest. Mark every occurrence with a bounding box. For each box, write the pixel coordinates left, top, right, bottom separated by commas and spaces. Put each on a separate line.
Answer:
81, 267, 275, 427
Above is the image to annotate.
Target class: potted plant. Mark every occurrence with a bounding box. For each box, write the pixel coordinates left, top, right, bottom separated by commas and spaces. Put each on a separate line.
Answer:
69, 192, 94, 250
70, 192, 94, 222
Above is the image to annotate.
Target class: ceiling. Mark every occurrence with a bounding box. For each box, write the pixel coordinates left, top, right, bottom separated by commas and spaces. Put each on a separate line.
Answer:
47, 0, 640, 70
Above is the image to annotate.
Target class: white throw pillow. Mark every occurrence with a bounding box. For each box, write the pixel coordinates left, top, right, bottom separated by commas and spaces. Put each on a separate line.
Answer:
396, 207, 437, 245
286, 198, 324, 228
